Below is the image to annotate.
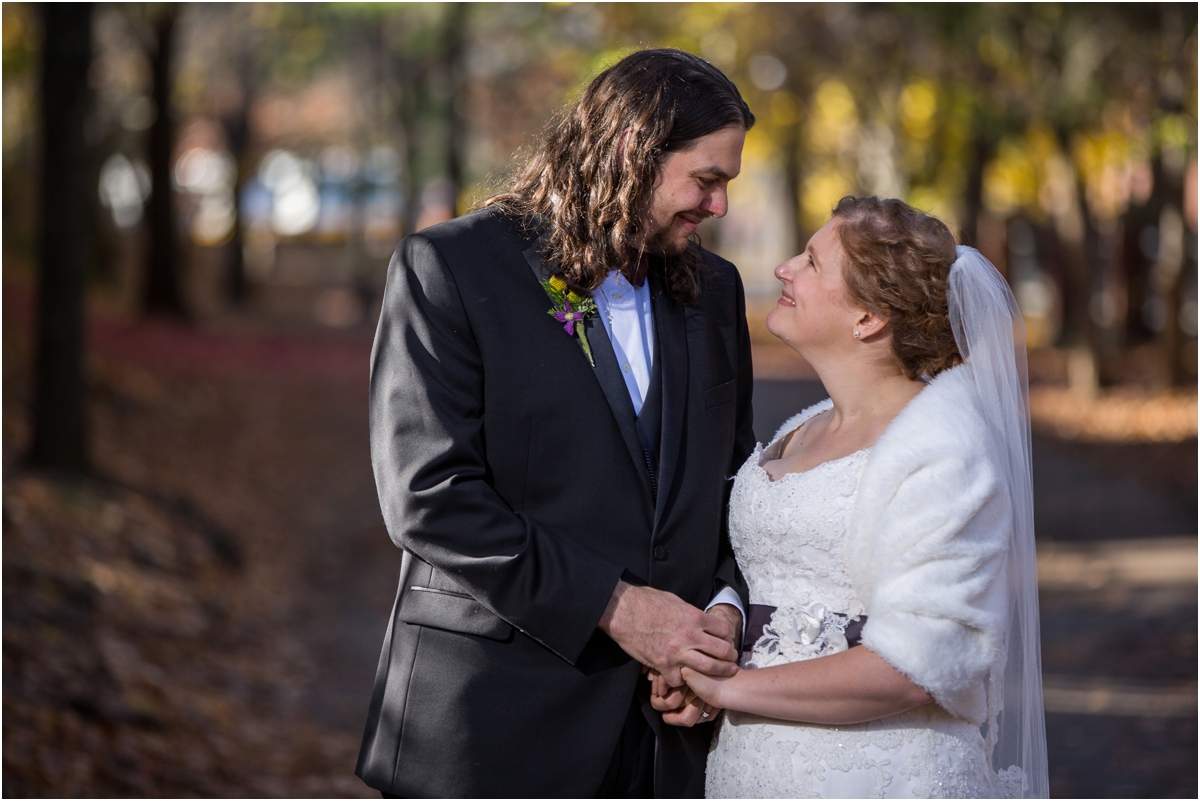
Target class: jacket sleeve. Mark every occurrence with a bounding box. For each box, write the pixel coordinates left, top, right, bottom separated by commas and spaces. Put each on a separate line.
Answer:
369, 234, 626, 664
712, 268, 754, 612
853, 446, 1011, 725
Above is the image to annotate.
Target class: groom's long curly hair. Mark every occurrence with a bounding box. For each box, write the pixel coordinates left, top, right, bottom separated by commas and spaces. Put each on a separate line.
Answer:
486, 49, 754, 305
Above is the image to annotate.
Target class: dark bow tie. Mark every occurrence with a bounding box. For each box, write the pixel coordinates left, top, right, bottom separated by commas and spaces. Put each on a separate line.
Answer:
624, 254, 650, 288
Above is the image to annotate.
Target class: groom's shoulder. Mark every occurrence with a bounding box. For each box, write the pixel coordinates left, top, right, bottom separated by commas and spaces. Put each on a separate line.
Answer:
406, 206, 536, 264
697, 246, 743, 293
698, 246, 738, 280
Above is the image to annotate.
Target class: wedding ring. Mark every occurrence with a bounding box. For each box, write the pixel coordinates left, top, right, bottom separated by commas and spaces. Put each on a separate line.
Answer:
701, 710, 711, 718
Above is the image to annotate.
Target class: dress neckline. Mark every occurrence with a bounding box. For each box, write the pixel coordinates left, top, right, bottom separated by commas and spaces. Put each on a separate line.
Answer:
755, 444, 871, 485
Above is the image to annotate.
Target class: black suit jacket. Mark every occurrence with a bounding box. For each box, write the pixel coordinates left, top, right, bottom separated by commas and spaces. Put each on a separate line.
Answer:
356, 207, 754, 797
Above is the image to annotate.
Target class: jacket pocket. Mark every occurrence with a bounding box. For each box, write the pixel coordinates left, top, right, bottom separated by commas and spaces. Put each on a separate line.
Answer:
397, 585, 514, 641
703, 378, 737, 409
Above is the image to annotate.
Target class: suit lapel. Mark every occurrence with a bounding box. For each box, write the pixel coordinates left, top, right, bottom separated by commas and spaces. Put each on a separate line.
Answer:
522, 241, 652, 505
649, 272, 689, 531
580, 315, 650, 495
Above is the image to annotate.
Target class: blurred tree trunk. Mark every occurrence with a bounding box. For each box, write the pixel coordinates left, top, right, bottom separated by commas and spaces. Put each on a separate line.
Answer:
1092, 223, 1126, 380
1153, 199, 1187, 388
1113, 153, 1187, 388
1120, 194, 1158, 345
222, 54, 252, 308
394, 52, 422, 235
29, 3, 94, 473
780, 118, 804, 256
142, 7, 186, 318
1050, 127, 1101, 395
961, 134, 989, 248
442, 3, 468, 215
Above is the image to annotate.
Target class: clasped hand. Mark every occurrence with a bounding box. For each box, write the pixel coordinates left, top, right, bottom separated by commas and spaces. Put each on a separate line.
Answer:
598, 581, 742, 728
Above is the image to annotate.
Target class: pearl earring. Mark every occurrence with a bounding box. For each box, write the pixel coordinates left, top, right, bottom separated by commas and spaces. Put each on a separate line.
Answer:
853, 331, 861, 339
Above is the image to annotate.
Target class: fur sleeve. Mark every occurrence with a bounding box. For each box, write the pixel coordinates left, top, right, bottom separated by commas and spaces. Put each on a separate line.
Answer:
848, 376, 1011, 725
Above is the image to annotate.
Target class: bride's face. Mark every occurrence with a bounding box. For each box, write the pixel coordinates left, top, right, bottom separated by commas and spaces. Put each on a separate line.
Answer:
765, 219, 863, 353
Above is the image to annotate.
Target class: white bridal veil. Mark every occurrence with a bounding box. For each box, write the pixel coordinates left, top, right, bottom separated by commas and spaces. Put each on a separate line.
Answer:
947, 247, 1050, 798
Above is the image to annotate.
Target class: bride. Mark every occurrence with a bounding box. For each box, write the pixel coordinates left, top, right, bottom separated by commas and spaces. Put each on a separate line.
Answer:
674, 196, 1048, 797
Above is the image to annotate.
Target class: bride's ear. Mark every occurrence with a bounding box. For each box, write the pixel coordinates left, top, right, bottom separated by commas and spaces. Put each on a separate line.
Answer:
854, 310, 888, 341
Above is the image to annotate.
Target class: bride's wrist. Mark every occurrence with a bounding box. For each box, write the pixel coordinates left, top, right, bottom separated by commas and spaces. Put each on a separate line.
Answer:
712, 669, 745, 712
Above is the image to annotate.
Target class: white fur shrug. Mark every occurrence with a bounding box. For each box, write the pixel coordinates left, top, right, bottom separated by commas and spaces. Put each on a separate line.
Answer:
771, 365, 1011, 726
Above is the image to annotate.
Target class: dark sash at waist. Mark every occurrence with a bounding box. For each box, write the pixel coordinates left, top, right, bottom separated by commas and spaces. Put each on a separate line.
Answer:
743, 604, 867, 654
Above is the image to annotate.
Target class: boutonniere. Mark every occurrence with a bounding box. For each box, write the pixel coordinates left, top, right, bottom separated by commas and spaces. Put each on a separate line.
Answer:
540, 274, 597, 366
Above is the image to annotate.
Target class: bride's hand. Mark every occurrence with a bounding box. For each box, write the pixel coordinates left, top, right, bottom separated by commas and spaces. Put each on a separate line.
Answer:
648, 668, 686, 711
647, 668, 720, 726
663, 691, 718, 727
681, 665, 736, 709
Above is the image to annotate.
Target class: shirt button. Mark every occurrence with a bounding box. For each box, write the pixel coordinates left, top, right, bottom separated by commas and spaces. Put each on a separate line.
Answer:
613, 292, 623, 300
622, 362, 631, 373
653, 546, 668, 561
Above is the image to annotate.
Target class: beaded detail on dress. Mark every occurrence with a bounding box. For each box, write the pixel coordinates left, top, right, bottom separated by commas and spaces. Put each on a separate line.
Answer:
706, 441, 1011, 798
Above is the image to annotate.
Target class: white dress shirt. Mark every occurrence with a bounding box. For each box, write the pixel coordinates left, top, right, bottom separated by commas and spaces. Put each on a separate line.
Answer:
592, 271, 655, 415
593, 270, 745, 637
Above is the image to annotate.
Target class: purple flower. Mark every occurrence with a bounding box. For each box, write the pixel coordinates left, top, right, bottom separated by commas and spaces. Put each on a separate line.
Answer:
554, 298, 583, 336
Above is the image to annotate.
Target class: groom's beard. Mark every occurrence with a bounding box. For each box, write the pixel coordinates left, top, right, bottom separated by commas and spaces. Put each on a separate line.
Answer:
642, 218, 693, 257
624, 227, 688, 286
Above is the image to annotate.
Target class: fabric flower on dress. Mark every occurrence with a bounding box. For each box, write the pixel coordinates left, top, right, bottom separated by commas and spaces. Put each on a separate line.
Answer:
751, 602, 856, 668
786, 603, 850, 653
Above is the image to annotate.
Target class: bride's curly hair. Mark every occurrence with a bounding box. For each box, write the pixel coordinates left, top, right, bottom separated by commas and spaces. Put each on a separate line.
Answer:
486, 49, 754, 305
832, 196, 963, 380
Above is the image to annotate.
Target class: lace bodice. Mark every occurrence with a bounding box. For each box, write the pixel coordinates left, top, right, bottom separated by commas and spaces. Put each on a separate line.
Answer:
707, 437, 1018, 798
728, 443, 869, 667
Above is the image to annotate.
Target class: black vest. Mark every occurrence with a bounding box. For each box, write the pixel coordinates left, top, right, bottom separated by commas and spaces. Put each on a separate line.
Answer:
634, 340, 664, 498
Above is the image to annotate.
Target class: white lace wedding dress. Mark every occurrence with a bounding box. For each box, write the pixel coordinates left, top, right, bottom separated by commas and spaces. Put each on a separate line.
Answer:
705, 436, 1002, 799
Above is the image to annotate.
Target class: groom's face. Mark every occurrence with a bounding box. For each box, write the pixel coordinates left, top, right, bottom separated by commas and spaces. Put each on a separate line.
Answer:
642, 125, 746, 255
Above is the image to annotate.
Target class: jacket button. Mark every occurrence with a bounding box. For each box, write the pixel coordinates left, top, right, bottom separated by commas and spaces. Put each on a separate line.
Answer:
653, 546, 668, 561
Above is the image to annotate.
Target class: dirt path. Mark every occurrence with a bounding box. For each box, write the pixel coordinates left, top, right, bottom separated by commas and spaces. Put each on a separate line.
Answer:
4, 292, 1194, 797
3, 302, 396, 796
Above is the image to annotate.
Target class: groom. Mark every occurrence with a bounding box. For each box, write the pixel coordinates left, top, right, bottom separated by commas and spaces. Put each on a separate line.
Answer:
356, 49, 756, 798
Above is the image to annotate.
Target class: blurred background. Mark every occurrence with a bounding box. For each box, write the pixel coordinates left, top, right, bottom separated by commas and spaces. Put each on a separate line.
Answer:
3, 3, 1195, 797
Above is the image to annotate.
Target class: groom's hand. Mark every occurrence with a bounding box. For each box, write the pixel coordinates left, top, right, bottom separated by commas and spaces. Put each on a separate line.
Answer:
646, 602, 743, 724
707, 603, 743, 653
598, 580, 738, 686
651, 675, 719, 727
647, 670, 717, 726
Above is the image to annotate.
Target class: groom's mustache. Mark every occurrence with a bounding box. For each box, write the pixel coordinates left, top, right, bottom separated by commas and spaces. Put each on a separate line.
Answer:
645, 212, 711, 251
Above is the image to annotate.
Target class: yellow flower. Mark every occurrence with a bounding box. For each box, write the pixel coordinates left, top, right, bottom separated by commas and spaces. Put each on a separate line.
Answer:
548, 275, 567, 292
